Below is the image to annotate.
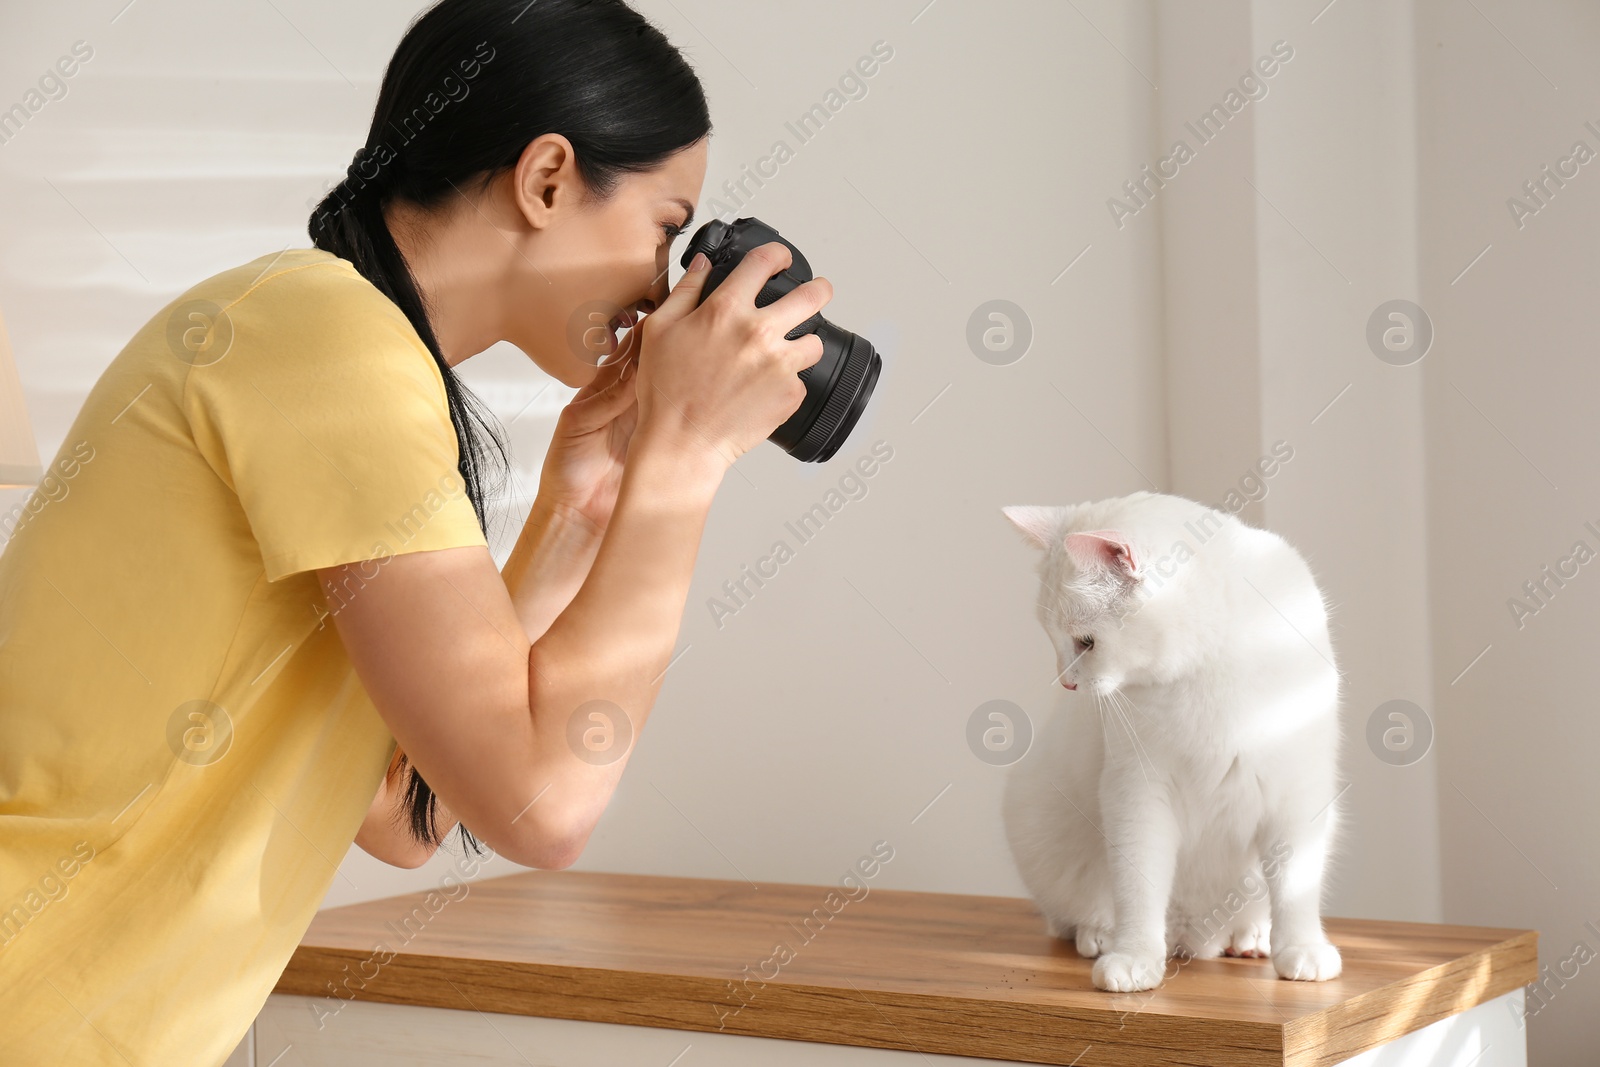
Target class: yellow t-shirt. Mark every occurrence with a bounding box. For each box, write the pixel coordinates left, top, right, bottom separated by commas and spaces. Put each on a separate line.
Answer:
0, 248, 489, 1066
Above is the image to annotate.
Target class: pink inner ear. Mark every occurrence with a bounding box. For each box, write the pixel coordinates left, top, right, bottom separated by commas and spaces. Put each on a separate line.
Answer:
1064, 529, 1139, 579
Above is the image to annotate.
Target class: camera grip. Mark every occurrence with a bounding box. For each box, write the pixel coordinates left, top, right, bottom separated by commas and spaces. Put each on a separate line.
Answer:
698, 260, 826, 341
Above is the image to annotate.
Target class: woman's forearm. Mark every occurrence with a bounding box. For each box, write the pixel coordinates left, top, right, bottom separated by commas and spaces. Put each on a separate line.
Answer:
501, 496, 606, 641
399, 490, 601, 858
518, 424, 727, 860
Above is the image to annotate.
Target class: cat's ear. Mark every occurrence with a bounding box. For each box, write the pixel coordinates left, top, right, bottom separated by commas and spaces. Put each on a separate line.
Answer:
1001, 506, 1065, 551
1064, 529, 1140, 581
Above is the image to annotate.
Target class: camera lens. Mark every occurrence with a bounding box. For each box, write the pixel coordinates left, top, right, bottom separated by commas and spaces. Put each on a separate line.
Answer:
679, 217, 881, 463
782, 322, 881, 463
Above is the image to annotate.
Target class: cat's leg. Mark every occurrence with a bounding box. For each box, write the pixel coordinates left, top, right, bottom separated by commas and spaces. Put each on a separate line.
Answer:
1043, 915, 1114, 957
1040, 910, 1115, 954
1091, 778, 1179, 992
1056, 858, 1117, 957
1256, 804, 1341, 981
1224, 894, 1272, 958
1039, 868, 1115, 956
1170, 855, 1271, 960
1168, 879, 1221, 960
1074, 919, 1115, 958
1170, 914, 1229, 961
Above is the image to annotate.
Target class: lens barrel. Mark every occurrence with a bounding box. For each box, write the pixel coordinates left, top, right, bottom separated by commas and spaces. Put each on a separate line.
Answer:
680, 217, 882, 463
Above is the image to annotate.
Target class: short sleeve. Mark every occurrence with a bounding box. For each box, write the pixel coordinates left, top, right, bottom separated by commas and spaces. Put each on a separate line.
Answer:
181, 262, 489, 582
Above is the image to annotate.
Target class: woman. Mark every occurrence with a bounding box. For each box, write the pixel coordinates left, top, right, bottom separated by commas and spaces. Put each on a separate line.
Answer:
0, 1, 831, 1063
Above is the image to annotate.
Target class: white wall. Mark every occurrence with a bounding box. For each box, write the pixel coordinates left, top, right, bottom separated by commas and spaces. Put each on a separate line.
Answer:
1415, 2, 1600, 1063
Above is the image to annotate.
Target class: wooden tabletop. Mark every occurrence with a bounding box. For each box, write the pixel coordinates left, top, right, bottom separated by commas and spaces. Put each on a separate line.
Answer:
275, 869, 1536, 1067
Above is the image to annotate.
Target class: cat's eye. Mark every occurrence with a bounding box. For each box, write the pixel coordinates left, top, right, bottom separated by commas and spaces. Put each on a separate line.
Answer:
1073, 635, 1095, 654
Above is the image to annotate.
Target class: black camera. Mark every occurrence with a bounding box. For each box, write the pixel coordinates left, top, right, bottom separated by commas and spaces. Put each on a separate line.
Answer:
680, 217, 881, 464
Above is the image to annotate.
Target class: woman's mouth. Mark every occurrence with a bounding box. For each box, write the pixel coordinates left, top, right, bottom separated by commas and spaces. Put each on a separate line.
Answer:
601, 307, 640, 354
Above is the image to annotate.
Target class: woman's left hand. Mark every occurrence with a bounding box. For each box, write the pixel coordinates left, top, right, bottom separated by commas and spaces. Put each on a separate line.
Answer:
536, 326, 642, 535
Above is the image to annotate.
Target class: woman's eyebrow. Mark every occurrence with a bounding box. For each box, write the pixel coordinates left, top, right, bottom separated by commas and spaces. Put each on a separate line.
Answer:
670, 198, 695, 230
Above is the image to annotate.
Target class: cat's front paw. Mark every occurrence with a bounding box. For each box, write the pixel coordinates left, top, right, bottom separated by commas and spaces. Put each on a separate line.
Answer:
1273, 941, 1342, 981
1092, 951, 1165, 992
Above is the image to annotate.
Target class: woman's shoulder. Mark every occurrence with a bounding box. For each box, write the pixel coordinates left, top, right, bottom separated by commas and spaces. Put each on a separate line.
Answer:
156, 247, 444, 409
208, 248, 402, 323
175, 247, 429, 365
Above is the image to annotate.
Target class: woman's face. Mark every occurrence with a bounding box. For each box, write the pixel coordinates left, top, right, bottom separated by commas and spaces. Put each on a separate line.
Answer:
504, 137, 708, 387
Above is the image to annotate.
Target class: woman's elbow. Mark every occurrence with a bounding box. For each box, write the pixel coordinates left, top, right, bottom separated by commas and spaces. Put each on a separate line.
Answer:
503, 812, 591, 871
388, 845, 439, 870
527, 842, 583, 871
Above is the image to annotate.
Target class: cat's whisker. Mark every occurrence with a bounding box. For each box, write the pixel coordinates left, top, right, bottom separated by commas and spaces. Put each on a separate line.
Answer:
1097, 689, 1152, 786
1112, 689, 1159, 768
1111, 686, 1166, 742
1092, 691, 1116, 752
1109, 688, 1156, 785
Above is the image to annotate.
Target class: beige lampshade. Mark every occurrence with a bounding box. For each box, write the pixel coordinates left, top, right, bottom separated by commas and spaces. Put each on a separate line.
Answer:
0, 305, 43, 489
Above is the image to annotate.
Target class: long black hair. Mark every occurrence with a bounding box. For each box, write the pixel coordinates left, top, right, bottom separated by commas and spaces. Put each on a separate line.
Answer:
308, 0, 711, 857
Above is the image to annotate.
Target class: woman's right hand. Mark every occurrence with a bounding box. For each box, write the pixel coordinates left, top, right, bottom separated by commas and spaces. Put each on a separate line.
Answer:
632, 242, 834, 468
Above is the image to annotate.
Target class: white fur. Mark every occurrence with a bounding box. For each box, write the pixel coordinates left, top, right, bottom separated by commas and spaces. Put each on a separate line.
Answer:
1000, 491, 1343, 992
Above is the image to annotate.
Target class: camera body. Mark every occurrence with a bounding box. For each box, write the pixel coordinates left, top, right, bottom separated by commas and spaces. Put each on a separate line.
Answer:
680, 217, 881, 463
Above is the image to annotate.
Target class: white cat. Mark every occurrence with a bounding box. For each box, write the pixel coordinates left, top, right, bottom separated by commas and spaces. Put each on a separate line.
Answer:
999, 491, 1343, 992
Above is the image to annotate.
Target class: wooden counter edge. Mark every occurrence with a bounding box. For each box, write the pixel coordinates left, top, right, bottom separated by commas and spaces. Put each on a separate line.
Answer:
1283, 928, 1539, 1067
273, 926, 1539, 1067
275, 946, 1291, 1067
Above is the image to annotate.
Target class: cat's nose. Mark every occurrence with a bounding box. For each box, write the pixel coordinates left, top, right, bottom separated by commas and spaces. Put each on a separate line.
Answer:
1061, 680, 1077, 690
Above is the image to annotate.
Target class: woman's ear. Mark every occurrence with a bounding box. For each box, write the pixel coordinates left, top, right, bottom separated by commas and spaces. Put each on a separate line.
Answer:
511, 132, 580, 230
